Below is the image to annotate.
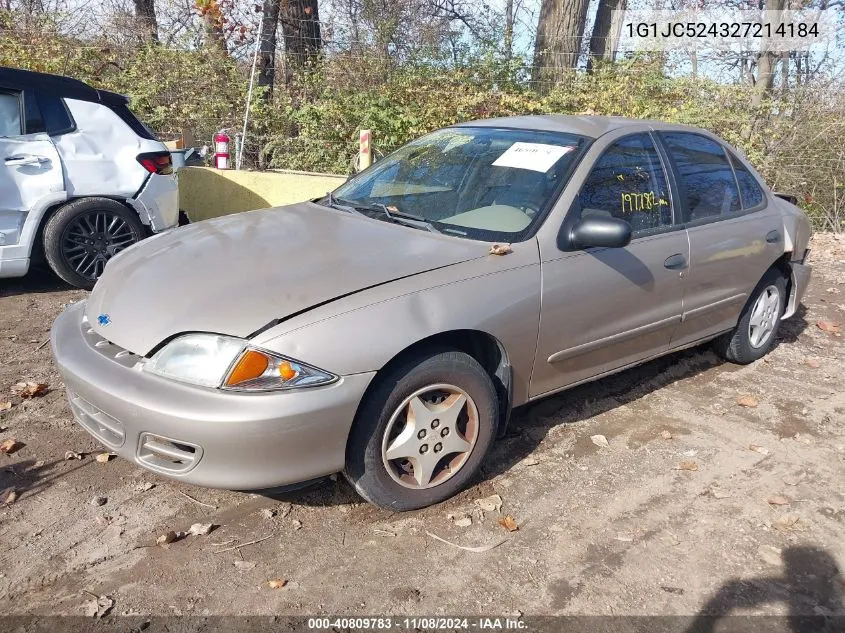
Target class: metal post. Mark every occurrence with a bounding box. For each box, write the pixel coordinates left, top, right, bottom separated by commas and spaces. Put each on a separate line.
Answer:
238, 11, 263, 171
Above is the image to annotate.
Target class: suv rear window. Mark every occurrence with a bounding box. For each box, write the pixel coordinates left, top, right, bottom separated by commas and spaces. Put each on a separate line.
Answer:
108, 103, 157, 140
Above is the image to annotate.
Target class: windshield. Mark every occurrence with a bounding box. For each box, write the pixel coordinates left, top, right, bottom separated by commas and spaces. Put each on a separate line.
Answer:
328, 126, 588, 242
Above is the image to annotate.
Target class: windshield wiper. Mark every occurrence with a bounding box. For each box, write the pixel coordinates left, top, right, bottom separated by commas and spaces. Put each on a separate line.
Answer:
356, 202, 441, 234
322, 191, 364, 215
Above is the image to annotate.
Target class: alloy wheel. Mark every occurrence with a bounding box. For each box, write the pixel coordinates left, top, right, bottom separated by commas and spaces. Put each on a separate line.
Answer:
61, 211, 138, 280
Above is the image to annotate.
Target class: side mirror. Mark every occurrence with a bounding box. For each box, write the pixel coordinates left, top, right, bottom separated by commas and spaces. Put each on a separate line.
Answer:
569, 215, 632, 249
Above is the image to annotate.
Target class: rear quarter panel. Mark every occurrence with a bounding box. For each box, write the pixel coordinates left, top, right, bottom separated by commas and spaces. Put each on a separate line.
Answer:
55, 99, 165, 198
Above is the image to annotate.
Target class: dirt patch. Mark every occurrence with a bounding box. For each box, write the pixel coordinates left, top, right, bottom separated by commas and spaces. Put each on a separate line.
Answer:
1, 236, 844, 617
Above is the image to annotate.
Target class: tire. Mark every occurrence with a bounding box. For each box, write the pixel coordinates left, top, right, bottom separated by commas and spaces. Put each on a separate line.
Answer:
344, 349, 499, 511
713, 267, 788, 364
43, 197, 146, 290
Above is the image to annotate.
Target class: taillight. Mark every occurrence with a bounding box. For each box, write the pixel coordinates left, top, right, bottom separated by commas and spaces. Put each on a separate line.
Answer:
137, 152, 173, 175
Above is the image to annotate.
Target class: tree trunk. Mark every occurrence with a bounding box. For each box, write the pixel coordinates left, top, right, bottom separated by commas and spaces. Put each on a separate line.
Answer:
586, 0, 625, 71
257, 0, 281, 99
751, 0, 785, 106
503, 0, 514, 61
133, 0, 159, 43
280, 0, 321, 86
532, 0, 590, 94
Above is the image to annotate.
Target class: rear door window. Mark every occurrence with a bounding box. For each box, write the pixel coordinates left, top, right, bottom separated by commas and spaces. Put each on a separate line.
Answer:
37, 93, 76, 136
574, 133, 672, 234
728, 152, 765, 210
660, 132, 741, 223
0, 91, 23, 136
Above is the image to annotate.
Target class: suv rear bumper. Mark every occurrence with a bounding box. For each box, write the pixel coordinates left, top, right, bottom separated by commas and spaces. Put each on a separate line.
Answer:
131, 173, 179, 232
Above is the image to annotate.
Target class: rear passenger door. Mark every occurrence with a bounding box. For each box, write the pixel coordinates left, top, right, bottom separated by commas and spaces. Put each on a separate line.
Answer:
0, 88, 64, 260
657, 132, 783, 348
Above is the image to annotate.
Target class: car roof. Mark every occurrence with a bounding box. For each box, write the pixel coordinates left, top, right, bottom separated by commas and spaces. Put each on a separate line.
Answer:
0, 66, 128, 105
454, 114, 706, 139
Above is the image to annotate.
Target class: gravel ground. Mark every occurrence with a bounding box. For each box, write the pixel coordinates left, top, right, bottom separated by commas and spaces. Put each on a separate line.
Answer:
0, 234, 843, 619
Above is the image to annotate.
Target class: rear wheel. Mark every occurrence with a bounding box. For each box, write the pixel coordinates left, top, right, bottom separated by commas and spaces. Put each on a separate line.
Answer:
43, 197, 145, 289
713, 268, 788, 364
344, 350, 498, 511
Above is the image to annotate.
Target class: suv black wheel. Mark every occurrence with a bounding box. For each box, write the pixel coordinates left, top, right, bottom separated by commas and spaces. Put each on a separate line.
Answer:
43, 197, 145, 290
344, 349, 498, 511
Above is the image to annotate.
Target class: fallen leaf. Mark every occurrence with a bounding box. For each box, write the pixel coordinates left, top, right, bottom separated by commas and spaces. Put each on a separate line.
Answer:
736, 395, 759, 408
749, 444, 770, 456
135, 482, 155, 492
156, 531, 178, 546
590, 434, 609, 448
454, 517, 472, 528
95, 516, 113, 527
474, 494, 503, 513
233, 560, 256, 570
817, 320, 841, 333
660, 430, 673, 440
0, 438, 22, 454
498, 515, 519, 532
267, 579, 288, 589
710, 487, 732, 499
64, 450, 83, 460
4, 488, 17, 504
767, 496, 790, 506
90, 496, 107, 506
426, 530, 508, 553
489, 244, 513, 256
0, 402, 10, 411
11, 382, 48, 398
805, 358, 821, 368
188, 522, 214, 536
676, 460, 698, 471
94, 452, 114, 463
774, 514, 800, 531
83, 594, 114, 618
520, 456, 539, 467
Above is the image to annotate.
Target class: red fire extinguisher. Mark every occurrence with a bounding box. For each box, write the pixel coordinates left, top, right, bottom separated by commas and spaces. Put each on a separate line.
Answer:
214, 131, 230, 169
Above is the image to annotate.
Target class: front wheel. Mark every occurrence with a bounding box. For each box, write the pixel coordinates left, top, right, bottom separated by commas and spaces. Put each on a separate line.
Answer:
344, 350, 498, 511
43, 197, 146, 290
713, 268, 788, 364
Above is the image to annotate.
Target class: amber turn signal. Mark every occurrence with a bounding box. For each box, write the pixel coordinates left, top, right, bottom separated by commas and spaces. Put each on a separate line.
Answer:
278, 360, 299, 381
226, 349, 269, 386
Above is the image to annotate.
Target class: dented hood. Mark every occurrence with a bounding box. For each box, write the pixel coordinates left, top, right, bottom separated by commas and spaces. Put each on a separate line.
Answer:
86, 202, 486, 355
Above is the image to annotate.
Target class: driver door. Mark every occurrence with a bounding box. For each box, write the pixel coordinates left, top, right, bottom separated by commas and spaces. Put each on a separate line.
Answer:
531, 132, 688, 397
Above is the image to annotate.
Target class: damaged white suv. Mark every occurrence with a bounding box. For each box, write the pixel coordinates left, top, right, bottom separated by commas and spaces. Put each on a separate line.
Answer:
0, 67, 178, 289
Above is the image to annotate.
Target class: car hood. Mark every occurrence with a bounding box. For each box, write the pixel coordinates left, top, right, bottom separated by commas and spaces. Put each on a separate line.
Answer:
85, 202, 486, 355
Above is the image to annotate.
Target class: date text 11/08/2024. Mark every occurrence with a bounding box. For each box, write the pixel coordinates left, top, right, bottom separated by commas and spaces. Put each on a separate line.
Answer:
307, 617, 527, 630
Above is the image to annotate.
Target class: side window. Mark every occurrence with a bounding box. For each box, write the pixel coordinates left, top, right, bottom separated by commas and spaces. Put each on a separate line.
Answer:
37, 94, 75, 136
0, 91, 23, 137
728, 152, 765, 209
575, 133, 672, 233
661, 132, 741, 222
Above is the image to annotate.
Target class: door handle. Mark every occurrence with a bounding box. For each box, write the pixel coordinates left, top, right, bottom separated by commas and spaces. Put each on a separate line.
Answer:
4, 154, 48, 167
664, 253, 688, 270
766, 230, 781, 243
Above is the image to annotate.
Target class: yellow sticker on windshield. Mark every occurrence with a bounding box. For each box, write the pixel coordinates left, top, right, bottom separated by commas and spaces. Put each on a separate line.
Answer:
492, 142, 576, 173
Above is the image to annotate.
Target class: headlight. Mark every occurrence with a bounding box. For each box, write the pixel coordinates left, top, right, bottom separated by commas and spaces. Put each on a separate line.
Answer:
144, 333, 336, 391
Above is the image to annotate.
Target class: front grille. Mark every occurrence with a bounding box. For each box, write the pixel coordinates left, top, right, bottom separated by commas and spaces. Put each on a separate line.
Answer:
137, 433, 202, 474
68, 391, 125, 448
81, 314, 142, 369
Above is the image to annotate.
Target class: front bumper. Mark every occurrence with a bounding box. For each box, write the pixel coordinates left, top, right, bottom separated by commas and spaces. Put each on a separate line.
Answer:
783, 261, 812, 320
50, 301, 374, 490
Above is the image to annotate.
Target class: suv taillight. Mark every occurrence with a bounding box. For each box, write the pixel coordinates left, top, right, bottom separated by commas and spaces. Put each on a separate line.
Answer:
137, 152, 173, 175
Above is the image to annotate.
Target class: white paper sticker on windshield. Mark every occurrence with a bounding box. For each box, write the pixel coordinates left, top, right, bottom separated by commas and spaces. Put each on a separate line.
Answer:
492, 142, 575, 173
